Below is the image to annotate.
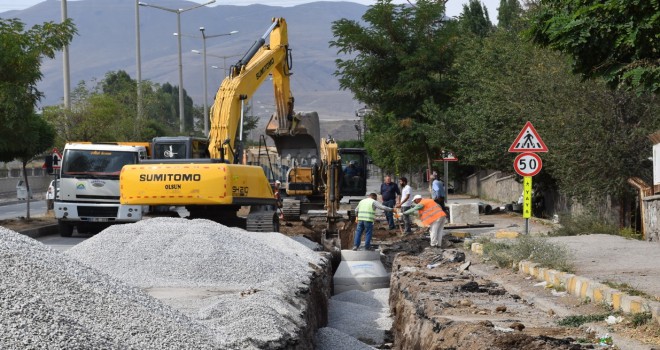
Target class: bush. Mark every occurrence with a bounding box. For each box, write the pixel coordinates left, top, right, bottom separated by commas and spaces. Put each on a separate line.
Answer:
551, 213, 619, 236
480, 235, 574, 272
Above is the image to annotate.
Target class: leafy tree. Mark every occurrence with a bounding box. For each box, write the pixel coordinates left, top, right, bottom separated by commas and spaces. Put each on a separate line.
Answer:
497, 0, 523, 30
331, 0, 459, 173
44, 71, 206, 144
459, 0, 493, 37
448, 16, 660, 210
156, 82, 197, 133
0, 18, 74, 219
528, 0, 660, 94
43, 81, 129, 143
0, 18, 75, 153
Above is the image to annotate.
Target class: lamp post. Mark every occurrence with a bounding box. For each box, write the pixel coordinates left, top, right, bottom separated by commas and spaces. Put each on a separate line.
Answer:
138, 0, 215, 133
135, 0, 142, 120
197, 28, 237, 136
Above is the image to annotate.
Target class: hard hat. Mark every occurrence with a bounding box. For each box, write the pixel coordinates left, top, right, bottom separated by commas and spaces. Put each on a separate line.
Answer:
275, 180, 281, 185
413, 194, 423, 201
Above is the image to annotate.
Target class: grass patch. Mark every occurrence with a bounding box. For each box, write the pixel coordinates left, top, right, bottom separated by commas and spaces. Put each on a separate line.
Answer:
602, 281, 655, 300
551, 213, 643, 240
557, 313, 611, 327
629, 312, 653, 327
479, 235, 574, 272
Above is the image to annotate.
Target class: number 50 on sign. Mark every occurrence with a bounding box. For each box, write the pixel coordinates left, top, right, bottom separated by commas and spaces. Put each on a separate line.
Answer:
514, 152, 542, 177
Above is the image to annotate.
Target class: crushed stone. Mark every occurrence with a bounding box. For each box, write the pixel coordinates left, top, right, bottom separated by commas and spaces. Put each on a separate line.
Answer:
0, 226, 218, 349
66, 217, 328, 349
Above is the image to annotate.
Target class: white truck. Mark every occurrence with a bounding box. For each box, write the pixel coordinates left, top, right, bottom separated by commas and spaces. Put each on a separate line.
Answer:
54, 143, 149, 237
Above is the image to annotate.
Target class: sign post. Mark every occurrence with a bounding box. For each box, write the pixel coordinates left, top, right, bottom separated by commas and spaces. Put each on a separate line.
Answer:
42, 147, 63, 174
509, 122, 547, 234
523, 176, 532, 219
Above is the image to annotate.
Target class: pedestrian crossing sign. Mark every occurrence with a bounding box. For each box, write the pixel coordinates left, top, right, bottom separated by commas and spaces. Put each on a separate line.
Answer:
509, 121, 548, 153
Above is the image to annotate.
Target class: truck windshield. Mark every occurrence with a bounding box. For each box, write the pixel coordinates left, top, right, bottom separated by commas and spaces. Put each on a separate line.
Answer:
61, 150, 138, 178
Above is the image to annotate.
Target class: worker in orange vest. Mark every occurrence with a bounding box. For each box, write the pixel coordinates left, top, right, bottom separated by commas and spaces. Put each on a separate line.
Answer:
403, 194, 447, 248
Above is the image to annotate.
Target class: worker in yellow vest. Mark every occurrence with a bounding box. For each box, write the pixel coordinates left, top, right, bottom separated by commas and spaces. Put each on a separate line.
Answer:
403, 194, 447, 248
353, 193, 394, 251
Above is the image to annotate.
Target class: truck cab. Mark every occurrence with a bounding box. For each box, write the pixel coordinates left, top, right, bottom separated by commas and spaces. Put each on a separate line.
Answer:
54, 143, 148, 237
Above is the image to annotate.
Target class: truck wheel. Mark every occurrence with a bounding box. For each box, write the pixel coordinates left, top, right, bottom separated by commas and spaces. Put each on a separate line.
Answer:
58, 220, 74, 237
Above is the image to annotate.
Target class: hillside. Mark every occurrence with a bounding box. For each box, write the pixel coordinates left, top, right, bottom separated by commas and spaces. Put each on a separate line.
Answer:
3, 0, 368, 119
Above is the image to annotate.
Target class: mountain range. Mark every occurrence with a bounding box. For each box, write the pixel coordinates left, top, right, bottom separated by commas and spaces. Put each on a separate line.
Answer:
2, 0, 369, 123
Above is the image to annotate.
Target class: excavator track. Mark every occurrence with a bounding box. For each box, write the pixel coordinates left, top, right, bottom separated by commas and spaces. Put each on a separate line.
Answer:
246, 209, 280, 232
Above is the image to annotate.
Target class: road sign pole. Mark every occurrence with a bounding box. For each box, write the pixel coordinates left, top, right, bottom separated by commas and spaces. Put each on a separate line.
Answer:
523, 176, 532, 234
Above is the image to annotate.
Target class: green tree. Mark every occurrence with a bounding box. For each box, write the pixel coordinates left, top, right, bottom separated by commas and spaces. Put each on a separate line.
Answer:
43, 81, 128, 143
0, 18, 75, 153
528, 0, 660, 94
447, 19, 660, 210
330, 0, 459, 173
0, 18, 74, 219
497, 0, 523, 30
459, 0, 493, 37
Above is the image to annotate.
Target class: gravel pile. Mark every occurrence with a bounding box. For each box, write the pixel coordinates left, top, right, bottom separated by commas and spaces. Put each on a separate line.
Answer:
67, 217, 328, 349
198, 289, 305, 348
315, 288, 392, 348
0, 227, 218, 349
315, 327, 376, 350
67, 217, 324, 290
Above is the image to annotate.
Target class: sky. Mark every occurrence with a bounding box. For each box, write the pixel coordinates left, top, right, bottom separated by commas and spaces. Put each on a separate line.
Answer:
0, 0, 501, 20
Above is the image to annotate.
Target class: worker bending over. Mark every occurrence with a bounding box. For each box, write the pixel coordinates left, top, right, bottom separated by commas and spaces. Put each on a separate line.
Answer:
403, 194, 447, 248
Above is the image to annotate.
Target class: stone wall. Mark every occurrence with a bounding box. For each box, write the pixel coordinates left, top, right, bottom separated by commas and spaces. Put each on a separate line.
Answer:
643, 195, 660, 242
465, 171, 522, 205
462, 171, 621, 221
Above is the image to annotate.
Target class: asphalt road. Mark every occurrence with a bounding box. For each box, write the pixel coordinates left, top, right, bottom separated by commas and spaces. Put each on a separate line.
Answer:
0, 199, 47, 220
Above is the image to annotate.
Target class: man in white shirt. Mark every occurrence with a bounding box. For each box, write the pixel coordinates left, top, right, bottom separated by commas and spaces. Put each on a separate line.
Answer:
396, 177, 413, 235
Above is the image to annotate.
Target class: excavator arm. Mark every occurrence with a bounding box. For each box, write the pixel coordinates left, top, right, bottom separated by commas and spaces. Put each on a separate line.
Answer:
209, 17, 294, 162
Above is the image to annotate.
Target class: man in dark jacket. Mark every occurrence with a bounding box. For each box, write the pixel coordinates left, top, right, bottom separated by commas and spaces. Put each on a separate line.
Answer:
380, 175, 400, 230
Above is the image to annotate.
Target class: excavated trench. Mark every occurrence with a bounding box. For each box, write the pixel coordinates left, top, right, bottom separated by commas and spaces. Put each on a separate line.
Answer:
291, 219, 604, 349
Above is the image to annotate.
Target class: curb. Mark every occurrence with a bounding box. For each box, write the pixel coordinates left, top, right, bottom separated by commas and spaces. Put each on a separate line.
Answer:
470, 242, 660, 326
519, 260, 660, 326
19, 224, 58, 239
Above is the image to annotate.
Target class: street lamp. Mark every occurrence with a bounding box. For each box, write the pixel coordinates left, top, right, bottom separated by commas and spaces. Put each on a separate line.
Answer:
197, 27, 237, 136
138, 0, 215, 133
193, 51, 241, 77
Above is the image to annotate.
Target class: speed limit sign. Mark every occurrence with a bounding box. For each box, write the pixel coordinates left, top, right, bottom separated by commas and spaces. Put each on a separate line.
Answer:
513, 152, 542, 177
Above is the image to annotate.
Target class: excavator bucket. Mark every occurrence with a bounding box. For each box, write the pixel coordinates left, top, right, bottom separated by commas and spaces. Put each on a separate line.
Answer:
265, 111, 321, 166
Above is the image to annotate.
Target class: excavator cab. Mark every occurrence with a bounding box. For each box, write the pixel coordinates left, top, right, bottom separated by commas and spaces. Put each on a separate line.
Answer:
338, 148, 368, 197
151, 136, 210, 160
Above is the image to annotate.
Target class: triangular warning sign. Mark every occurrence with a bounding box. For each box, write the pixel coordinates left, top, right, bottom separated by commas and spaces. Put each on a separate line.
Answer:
509, 121, 548, 153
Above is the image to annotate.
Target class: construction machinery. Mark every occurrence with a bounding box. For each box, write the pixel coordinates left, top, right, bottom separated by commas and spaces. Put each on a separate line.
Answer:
55, 142, 150, 237
119, 18, 303, 232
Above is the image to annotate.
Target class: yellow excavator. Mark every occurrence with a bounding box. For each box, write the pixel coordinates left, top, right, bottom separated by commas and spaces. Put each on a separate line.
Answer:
120, 18, 302, 232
